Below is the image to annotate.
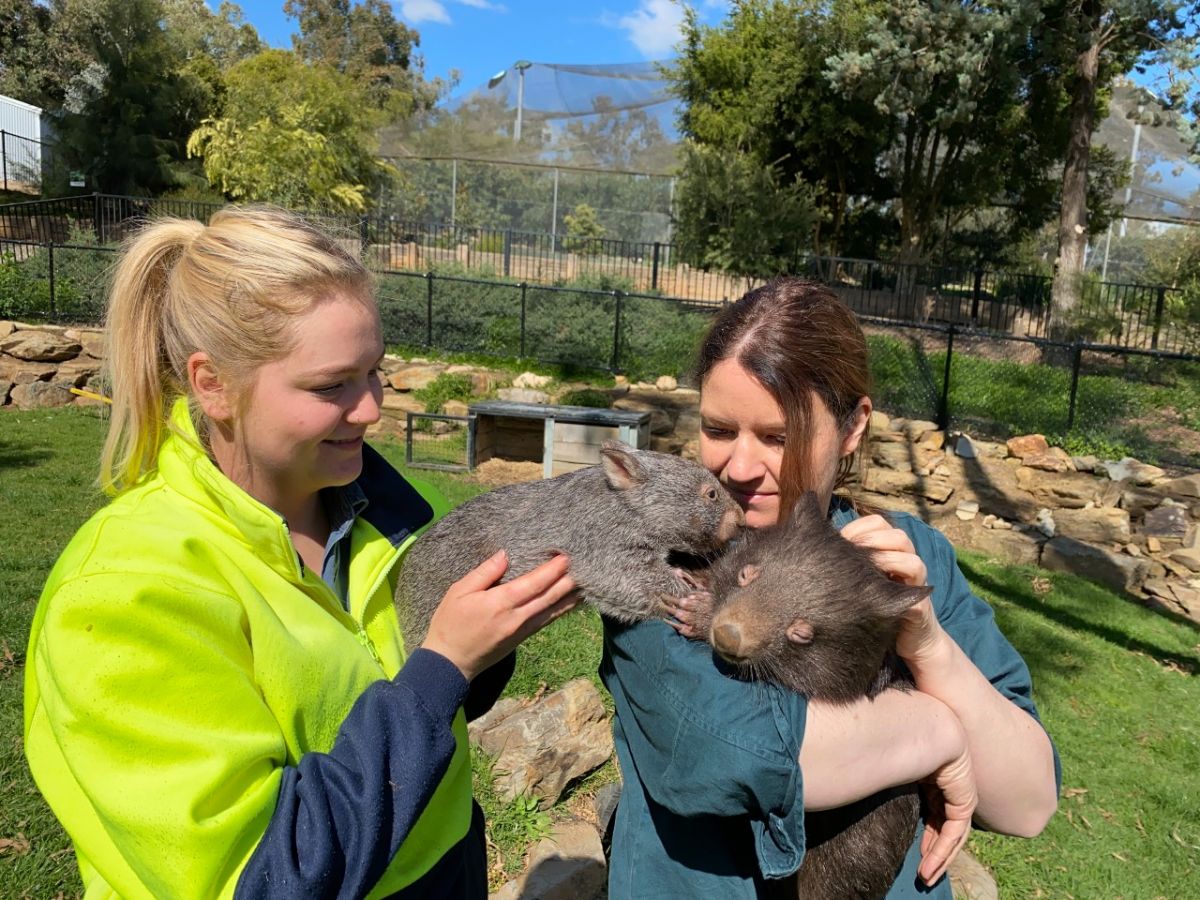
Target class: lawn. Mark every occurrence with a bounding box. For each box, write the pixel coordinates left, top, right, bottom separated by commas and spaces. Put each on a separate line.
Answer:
2, 407, 1198, 897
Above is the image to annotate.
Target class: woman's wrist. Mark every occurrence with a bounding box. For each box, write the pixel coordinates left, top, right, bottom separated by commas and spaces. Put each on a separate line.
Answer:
901, 626, 961, 689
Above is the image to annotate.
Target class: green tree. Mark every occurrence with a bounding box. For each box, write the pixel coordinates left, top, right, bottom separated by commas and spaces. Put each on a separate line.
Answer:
563, 203, 606, 253
284, 0, 436, 116
1042, 0, 1200, 335
673, 142, 822, 280
187, 49, 392, 212
51, 0, 212, 195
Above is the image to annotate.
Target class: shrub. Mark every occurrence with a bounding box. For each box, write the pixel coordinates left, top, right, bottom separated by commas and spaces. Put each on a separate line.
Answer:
558, 388, 612, 408
413, 372, 476, 414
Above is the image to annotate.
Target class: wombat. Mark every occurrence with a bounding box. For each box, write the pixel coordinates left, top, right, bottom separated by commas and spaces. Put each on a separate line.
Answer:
705, 491, 931, 900
395, 441, 745, 646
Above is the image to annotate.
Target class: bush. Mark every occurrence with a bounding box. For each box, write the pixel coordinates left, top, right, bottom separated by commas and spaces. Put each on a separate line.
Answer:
413, 372, 476, 414
558, 388, 612, 408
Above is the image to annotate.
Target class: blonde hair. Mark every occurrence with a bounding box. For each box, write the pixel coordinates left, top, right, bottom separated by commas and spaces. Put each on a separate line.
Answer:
99, 206, 373, 494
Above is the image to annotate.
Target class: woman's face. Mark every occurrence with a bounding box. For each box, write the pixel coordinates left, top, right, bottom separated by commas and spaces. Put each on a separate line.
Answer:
699, 358, 869, 528
201, 292, 385, 515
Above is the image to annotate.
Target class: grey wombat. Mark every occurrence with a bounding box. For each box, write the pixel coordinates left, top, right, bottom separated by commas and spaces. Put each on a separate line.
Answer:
707, 492, 929, 900
396, 441, 745, 646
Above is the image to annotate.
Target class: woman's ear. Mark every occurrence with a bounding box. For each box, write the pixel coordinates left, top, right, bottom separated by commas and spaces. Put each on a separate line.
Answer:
188, 351, 233, 422
840, 396, 873, 457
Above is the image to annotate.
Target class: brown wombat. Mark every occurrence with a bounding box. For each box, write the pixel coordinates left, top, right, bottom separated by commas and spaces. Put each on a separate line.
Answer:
395, 441, 745, 646
706, 491, 930, 900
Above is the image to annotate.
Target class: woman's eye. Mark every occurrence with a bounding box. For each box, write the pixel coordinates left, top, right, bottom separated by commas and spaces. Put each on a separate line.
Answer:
767, 434, 786, 446
312, 383, 342, 396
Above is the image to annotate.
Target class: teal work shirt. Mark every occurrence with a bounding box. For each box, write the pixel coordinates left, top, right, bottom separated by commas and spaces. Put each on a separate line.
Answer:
600, 501, 1061, 899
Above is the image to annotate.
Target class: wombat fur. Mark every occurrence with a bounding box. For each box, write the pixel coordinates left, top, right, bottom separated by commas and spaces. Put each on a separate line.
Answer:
395, 441, 745, 646
706, 491, 931, 900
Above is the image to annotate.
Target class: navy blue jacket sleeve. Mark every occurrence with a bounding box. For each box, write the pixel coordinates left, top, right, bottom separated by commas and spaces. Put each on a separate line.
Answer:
233, 648, 469, 900
463, 651, 516, 722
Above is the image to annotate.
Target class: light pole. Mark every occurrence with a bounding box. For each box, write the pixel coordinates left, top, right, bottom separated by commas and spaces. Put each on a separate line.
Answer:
488, 60, 533, 144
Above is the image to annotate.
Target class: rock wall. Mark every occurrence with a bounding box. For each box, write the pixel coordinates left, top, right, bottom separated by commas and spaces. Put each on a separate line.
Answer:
5, 319, 1197, 625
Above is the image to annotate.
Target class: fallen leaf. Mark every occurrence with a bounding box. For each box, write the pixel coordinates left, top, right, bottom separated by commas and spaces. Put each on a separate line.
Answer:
1111, 851, 1128, 862
1063, 787, 1088, 800
1031, 576, 1052, 595
0, 833, 31, 857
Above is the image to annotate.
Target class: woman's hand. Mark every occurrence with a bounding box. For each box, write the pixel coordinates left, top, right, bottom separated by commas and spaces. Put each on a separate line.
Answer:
422, 551, 578, 681
918, 745, 978, 887
840, 515, 950, 671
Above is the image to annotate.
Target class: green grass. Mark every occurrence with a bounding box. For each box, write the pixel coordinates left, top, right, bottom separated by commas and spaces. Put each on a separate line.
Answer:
3, 408, 1200, 896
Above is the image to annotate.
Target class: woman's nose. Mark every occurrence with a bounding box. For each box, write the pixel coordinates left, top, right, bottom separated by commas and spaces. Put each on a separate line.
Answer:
725, 437, 765, 482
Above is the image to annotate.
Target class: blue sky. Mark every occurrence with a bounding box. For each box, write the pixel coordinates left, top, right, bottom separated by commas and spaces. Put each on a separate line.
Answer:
229, 0, 731, 98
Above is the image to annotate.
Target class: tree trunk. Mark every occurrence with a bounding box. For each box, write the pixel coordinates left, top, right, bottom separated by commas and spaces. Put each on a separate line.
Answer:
1050, 29, 1102, 338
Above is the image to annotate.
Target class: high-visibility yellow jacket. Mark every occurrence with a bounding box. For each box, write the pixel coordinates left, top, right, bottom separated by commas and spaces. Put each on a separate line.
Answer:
25, 400, 487, 899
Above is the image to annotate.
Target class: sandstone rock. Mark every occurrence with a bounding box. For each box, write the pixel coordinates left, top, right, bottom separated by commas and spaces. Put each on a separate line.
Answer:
0, 330, 82, 362
954, 434, 977, 458
1034, 509, 1056, 538
917, 430, 945, 451
872, 428, 908, 443
1103, 457, 1166, 485
472, 679, 613, 807
955, 434, 1007, 459
1071, 454, 1101, 474
956, 500, 980, 521
54, 358, 100, 388
1147, 536, 1163, 554
443, 399, 469, 417
1157, 474, 1200, 504
0, 359, 58, 384
1121, 485, 1165, 516
892, 418, 940, 441
982, 514, 998, 528
939, 455, 1040, 522
612, 397, 673, 435
862, 467, 954, 503
498, 387, 550, 404
379, 353, 408, 374
1022, 447, 1075, 472
949, 849, 998, 900
1097, 479, 1124, 508
1142, 506, 1190, 540
1169, 544, 1200, 573
650, 435, 687, 455
933, 516, 1043, 567
388, 364, 443, 391
491, 819, 606, 900
871, 441, 915, 471
655, 375, 678, 392
513, 371, 553, 390
1042, 537, 1150, 594
673, 408, 701, 439
1005, 434, 1049, 459
1125, 543, 1142, 557
912, 445, 947, 475
446, 365, 499, 395
1016, 467, 1101, 509
613, 374, 629, 387
0, 320, 14, 338
75, 329, 105, 359
10, 380, 72, 409
381, 391, 426, 414
869, 409, 891, 433
1054, 507, 1132, 545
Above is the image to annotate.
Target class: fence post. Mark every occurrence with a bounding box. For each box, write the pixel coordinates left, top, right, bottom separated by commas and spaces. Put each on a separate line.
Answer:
937, 326, 954, 430
47, 243, 56, 317
611, 291, 623, 372
970, 268, 983, 324
651, 241, 661, 292
519, 282, 527, 358
1150, 286, 1166, 351
1066, 341, 1083, 431
503, 229, 512, 278
358, 216, 369, 258
425, 272, 434, 349
93, 193, 103, 244
2, 130, 7, 191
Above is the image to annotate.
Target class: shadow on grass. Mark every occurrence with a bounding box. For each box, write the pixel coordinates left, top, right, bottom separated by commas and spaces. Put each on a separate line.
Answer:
0, 438, 54, 470
961, 557, 1200, 677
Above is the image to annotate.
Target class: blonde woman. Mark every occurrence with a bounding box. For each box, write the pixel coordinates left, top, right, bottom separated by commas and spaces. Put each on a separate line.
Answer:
24, 208, 577, 899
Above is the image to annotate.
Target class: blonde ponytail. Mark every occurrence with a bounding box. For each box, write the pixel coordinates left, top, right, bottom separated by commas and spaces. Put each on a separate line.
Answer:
98, 207, 372, 494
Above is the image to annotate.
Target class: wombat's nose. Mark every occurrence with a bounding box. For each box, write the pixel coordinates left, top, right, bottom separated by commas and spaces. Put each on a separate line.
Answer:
712, 622, 744, 660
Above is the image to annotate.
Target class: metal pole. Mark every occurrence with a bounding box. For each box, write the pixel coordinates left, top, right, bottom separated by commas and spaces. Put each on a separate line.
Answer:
515, 67, 525, 144
1151, 286, 1166, 351
551, 167, 559, 240
450, 159, 457, 226
2, 131, 7, 191
1066, 342, 1083, 430
47, 243, 56, 317
937, 326, 954, 430
1120, 107, 1143, 239
425, 273, 434, 349
519, 282, 527, 357
611, 291, 623, 372
651, 242, 661, 292
1100, 222, 1114, 281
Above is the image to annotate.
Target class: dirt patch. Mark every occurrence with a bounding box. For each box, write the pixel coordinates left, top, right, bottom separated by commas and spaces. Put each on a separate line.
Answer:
468, 458, 543, 487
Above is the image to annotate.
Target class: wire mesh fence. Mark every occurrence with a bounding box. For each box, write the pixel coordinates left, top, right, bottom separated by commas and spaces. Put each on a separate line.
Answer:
404, 413, 475, 472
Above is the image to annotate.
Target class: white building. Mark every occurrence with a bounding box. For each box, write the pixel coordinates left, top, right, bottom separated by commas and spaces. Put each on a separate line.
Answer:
0, 93, 45, 192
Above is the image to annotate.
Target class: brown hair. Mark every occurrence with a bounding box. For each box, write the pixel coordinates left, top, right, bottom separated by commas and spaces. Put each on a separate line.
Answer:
696, 277, 871, 518
100, 206, 373, 495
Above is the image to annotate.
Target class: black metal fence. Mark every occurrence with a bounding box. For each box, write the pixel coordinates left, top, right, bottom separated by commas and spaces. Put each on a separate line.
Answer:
1, 193, 1194, 353
2, 240, 1198, 469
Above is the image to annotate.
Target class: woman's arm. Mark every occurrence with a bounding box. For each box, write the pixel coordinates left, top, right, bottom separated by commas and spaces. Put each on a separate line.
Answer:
841, 514, 1059, 837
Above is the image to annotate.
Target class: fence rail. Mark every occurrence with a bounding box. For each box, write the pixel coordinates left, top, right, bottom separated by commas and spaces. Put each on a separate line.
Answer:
0, 193, 1196, 353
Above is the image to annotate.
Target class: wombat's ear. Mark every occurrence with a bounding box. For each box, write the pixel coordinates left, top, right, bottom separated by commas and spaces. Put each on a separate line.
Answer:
789, 491, 825, 528
878, 583, 933, 618
600, 441, 646, 490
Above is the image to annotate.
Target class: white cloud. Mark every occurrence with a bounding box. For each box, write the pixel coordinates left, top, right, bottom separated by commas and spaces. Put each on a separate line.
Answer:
400, 0, 452, 25
618, 0, 686, 57
457, 0, 506, 9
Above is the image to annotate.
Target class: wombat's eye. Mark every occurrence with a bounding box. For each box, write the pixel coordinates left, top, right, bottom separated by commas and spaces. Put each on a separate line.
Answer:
704, 486, 718, 500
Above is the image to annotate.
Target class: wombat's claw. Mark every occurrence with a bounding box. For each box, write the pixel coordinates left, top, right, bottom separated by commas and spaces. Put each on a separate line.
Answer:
670, 567, 709, 592
660, 590, 715, 641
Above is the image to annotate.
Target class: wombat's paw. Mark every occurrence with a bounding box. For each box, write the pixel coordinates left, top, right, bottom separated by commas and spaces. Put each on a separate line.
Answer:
670, 566, 711, 592
660, 590, 715, 642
